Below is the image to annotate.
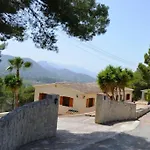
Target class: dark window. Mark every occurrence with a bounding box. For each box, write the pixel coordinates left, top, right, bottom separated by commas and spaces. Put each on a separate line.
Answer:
60, 96, 73, 107
86, 98, 95, 107
39, 93, 47, 100
126, 94, 130, 100
62, 96, 70, 107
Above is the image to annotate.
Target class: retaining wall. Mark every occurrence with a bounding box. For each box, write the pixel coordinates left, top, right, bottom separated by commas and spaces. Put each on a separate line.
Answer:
95, 94, 136, 124
0, 94, 59, 150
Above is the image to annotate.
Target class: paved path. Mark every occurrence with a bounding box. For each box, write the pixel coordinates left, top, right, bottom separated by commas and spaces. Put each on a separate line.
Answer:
19, 115, 139, 150
84, 112, 150, 150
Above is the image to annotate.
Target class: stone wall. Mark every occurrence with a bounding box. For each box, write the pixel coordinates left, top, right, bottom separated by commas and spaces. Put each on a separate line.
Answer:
0, 94, 59, 150
95, 94, 136, 124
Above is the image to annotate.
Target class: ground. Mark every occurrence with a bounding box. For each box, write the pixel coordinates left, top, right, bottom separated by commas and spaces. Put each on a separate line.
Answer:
19, 115, 139, 150
84, 112, 150, 150
135, 100, 148, 109
18, 101, 150, 150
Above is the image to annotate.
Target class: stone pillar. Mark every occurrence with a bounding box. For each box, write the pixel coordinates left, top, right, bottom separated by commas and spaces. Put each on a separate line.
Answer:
95, 94, 105, 124
141, 91, 145, 100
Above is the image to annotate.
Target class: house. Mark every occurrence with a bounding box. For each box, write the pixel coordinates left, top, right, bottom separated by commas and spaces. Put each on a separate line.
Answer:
34, 82, 134, 115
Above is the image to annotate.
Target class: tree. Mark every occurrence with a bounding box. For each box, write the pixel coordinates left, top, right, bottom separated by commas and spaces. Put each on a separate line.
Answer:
0, 77, 5, 110
145, 89, 150, 105
0, 1, 110, 51
97, 65, 118, 100
128, 71, 147, 101
6, 57, 32, 78
119, 68, 133, 101
6, 57, 32, 107
4, 74, 22, 108
97, 65, 133, 101
138, 48, 150, 86
19, 85, 34, 106
129, 48, 150, 101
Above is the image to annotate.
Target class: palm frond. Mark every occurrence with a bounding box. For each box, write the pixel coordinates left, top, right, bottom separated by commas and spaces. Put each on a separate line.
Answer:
6, 66, 13, 72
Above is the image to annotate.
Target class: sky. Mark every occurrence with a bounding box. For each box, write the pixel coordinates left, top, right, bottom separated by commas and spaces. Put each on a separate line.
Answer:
3, 0, 150, 73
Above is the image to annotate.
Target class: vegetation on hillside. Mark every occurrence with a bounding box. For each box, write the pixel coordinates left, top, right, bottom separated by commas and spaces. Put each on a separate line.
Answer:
0, 78, 34, 112
4, 57, 32, 108
0, 56, 34, 111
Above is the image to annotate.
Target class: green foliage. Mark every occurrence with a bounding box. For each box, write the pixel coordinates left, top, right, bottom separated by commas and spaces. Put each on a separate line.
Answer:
128, 71, 147, 100
0, 1, 109, 51
7, 57, 32, 78
145, 89, 150, 102
0, 43, 7, 50
97, 65, 116, 97
97, 65, 133, 100
4, 74, 22, 91
129, 48, 150, 100
0, 78, 34, 112
138, 48, 150, 86
4, 74, 22, 108
19, 86, 35, 106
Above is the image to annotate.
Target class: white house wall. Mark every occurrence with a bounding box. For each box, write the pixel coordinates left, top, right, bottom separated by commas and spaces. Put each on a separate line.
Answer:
34, 84, 96, 114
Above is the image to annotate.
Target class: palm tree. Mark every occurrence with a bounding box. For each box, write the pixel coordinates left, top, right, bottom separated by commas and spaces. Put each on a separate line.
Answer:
6, 57, 32, 107
4, 74, 22, 109
6, 57, 32, 78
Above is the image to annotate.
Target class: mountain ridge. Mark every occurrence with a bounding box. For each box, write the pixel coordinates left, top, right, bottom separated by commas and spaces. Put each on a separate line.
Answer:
0, 55, 96, 83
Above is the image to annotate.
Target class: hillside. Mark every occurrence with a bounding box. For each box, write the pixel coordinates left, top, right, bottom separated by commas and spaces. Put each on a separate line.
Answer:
38, 61, 97, 77
38, 61, 95, 82
0, 55, 95, 83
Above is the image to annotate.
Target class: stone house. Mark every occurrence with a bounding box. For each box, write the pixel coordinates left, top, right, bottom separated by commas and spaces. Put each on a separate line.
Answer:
34, 82, 133, 115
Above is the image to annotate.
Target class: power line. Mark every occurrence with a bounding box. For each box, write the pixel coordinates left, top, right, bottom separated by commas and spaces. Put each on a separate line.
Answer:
58, 31, 136, 69
59, 32, 119, 65
74, 39, 136, 66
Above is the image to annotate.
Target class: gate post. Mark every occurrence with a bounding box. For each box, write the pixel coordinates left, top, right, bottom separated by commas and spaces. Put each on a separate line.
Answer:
95, 94, 106, 124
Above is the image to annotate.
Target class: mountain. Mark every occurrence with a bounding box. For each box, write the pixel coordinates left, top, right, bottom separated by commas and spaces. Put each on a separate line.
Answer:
0, 55, 95, 83
38, 61, 97, 77
38, 61, 96, 82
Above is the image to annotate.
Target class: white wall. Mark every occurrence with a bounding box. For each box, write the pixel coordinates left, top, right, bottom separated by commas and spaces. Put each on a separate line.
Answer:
34, 84, 96, 114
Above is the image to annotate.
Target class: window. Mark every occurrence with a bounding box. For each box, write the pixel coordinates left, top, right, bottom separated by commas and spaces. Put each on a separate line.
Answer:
39, 93, 47, 100
60, 96, 73, 107
126, 94, 130, 100
86, 98, 95, 108
62, 97, 70, 107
